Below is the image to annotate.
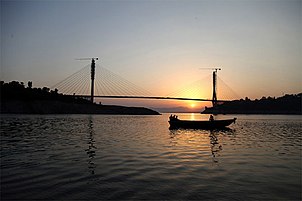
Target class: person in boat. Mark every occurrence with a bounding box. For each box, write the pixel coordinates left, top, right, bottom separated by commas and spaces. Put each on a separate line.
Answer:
170, 115, 178, 120
209, 115, 214, 121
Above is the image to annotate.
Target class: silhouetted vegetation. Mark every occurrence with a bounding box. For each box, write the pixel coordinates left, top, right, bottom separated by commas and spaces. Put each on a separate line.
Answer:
203, 93, 302, 114
0, 80, 91, 104
0, 81, 160, 115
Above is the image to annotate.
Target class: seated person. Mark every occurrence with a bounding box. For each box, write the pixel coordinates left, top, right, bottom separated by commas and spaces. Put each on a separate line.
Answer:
209, 115, 214, 121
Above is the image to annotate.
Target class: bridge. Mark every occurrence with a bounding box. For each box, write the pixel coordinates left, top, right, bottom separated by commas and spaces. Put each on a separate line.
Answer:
52, 58, 239, 107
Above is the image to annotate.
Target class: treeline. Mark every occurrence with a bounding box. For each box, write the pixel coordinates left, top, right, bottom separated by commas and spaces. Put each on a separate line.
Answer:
0, 80, 160, 115
203, 93, 302, 114
0, 81, 90, 104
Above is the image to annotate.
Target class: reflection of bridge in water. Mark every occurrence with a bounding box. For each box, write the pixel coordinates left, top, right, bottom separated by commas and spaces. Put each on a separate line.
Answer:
86, 116, 96, 175
52, 58, 240, 107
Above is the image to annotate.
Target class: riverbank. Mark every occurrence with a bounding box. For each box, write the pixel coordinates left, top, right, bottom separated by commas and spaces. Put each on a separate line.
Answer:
0, 100, 160, 115
202, 93, 301, 115
0, 81, 160, 115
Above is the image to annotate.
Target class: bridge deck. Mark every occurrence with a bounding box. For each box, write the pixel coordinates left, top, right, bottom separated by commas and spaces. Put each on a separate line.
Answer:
75, 95, 231, 102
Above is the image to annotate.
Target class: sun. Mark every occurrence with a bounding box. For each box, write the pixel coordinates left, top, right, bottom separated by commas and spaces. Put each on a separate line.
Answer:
190, 103, 196, 108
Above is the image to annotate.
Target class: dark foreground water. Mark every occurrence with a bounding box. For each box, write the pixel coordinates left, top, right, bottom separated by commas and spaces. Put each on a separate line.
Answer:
1, 114, 301, 200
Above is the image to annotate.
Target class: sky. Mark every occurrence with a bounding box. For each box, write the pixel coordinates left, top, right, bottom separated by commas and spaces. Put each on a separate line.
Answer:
1, 0, 301, 111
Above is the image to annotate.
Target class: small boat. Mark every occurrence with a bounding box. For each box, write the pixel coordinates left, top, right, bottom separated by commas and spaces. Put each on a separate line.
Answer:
168, 115, 236, 130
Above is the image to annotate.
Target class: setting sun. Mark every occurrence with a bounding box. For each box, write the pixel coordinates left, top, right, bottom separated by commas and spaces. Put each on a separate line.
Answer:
190, 103, 196, 108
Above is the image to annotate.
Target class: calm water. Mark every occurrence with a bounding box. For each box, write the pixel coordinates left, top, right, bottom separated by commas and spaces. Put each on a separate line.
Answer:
1, 114, 301, 200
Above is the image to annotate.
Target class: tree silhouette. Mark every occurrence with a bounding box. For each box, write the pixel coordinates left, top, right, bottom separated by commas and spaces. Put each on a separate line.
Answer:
203, 93, 301, 114
0, 80, 91, 104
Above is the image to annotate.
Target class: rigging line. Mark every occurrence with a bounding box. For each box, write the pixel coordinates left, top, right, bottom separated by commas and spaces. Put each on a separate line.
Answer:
66, 65, 90, 92
106, 79, 125, 96
56, 64, 90, 93
99, 69, 124, 95
56, 71, 82, 94
186, 87, 210, 99
99, 69, 119, 96
182, 88, 203, 99
61, 66, 89, 95
96, 71, 110, 96
95, 77, 103, 96
98, 66, 131, 96
217, 88, 232, 100
74, 68, 90, 94
178, 85, 202, 97
217, 76, 241, 100
59, 69, 86, 94
184, 86, 204, 97
85, 72, 90, 94
96, 68, 116, 96
51, 64, 90, 89
78, 73, 90, 95
82, 76, 92, 95
112, 74, 142, 95
67, 67, 90, 95
98, 66, 134, 96
56, 65, 90, 94
110, 72, 150, 96
104, 71, 136, 96
99, 79, 113, 96
94, 73, 100, 96
166, 79, 203, 97
95, 73, 106, 96
99, 65, 153, 96
65, 65, 90, 92
78, 76, 87, 95
65, 73, 84, 95
166, 75, 212, 97
170, 86, 193, 97
84, 76, 91, 95
96, 67, 115, 95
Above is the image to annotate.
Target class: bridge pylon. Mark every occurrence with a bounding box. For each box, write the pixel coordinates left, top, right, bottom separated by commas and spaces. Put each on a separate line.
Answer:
76, 57, 98, 103
212, 68, 221, 107
200, 67, 221, 107
90, 58, 96, 103
212, 70, 217, 107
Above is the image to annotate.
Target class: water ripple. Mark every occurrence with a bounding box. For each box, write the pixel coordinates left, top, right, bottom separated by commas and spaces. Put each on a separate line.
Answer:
1, 114, 301, 200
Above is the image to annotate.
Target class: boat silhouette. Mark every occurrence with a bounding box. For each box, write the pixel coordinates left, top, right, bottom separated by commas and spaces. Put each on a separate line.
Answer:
168, 115, 236, 130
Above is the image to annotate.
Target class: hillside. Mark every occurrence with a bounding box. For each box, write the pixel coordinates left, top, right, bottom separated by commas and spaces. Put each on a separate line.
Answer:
0, 81, 160, 115
202, 93, 302, 114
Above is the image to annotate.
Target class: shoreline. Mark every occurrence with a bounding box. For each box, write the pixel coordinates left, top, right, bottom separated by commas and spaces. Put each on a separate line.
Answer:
0, 100, 161, 115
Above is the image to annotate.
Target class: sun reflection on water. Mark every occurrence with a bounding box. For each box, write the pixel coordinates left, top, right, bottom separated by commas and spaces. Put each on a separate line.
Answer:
190, 113, 196, 120
168, 126, 236, 165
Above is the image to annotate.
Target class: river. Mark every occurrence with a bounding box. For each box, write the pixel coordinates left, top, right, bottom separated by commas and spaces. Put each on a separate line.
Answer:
1, 114, 301, 200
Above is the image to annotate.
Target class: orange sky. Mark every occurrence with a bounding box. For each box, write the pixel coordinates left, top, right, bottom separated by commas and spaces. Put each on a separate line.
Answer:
1, 0, 301, 112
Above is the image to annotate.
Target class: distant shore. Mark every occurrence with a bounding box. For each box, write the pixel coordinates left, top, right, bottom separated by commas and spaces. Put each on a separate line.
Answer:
202, 93, 301, 115
1, 100, 160, 115
0, 81, 160, 115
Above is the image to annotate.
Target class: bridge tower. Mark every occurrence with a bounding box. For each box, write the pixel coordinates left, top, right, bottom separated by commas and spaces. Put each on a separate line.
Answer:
212, 70, 217, 107
200, 67, 221, 107
90, 58, 96, 103
212, 68, 221, 107
76, 57, 98, 103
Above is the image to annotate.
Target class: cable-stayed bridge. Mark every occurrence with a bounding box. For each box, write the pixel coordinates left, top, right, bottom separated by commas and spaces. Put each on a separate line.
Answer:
52, 58, 240, 106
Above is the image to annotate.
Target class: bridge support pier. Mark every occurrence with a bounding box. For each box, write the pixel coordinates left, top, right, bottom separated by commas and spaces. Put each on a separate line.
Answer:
212, 70, 218, 107
90, 59, 96, 103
